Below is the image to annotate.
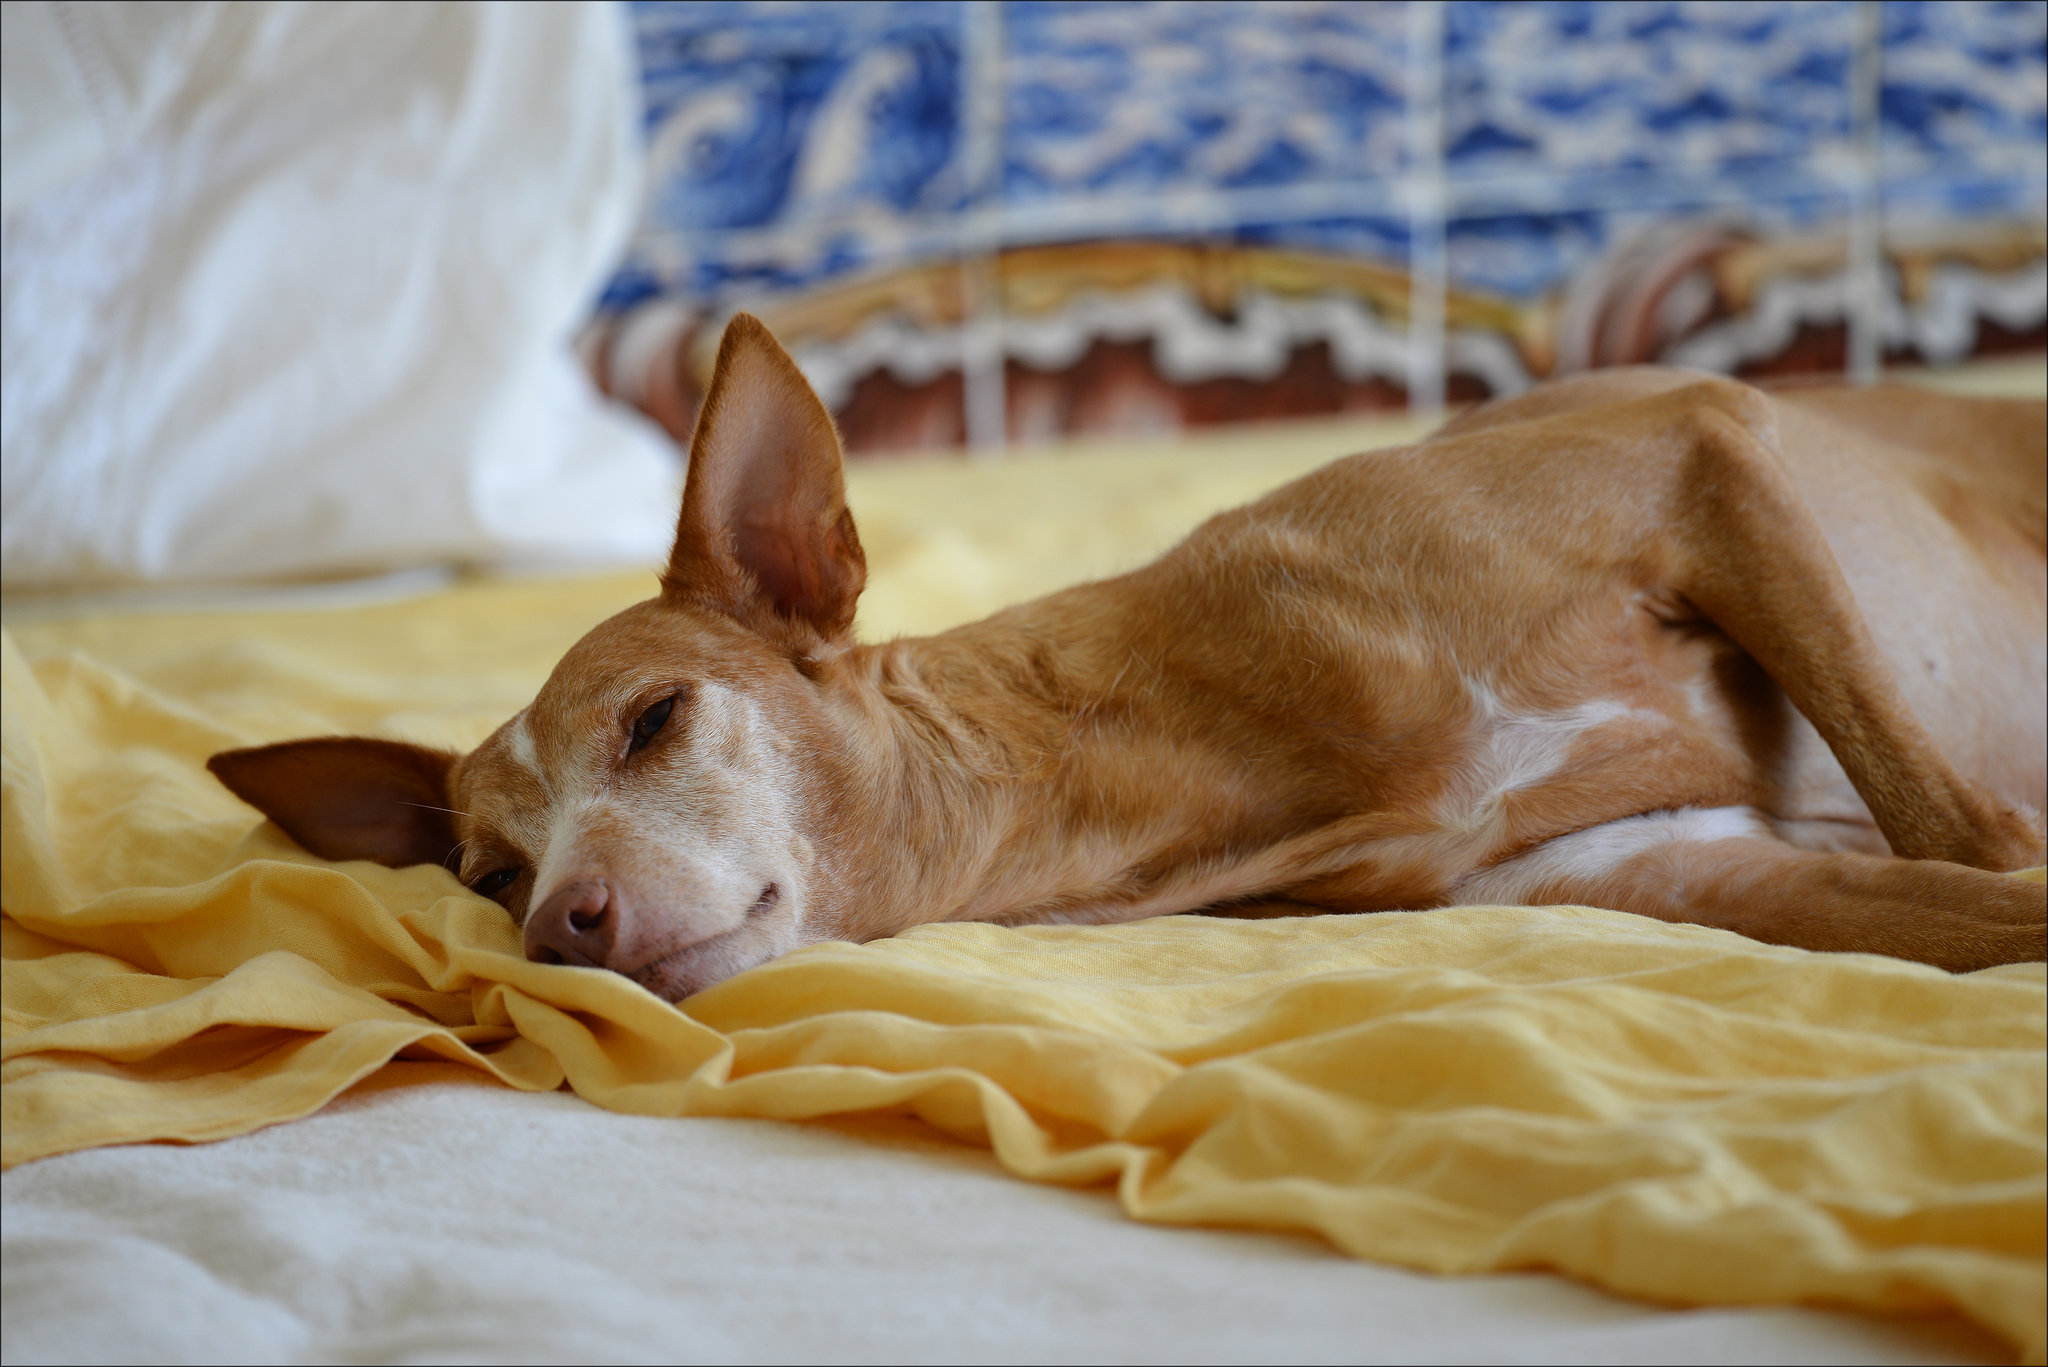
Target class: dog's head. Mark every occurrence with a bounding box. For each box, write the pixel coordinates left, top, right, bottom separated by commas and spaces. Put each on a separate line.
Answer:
209, 315, 872, 999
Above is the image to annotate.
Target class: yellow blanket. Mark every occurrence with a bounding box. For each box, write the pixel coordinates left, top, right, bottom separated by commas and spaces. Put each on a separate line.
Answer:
4, 417, 2044, 1361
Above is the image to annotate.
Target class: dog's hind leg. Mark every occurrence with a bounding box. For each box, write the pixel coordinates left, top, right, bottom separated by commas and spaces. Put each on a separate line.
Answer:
1440, 378, 2044, 873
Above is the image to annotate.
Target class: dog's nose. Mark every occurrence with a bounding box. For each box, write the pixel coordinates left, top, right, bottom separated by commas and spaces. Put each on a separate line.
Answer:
524, 879, 619, 968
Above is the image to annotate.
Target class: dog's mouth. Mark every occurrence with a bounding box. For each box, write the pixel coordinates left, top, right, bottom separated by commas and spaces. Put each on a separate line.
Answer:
624, 883, 784, 1000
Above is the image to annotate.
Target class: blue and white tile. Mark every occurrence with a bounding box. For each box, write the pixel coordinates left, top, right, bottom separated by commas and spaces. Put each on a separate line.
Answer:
1443, 1, 1859, 181
1001, 1, 1411, 204
1880, 0, 2047, 176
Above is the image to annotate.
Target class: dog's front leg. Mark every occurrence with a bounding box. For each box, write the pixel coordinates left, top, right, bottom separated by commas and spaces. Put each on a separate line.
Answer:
1455, 813, 2045, 972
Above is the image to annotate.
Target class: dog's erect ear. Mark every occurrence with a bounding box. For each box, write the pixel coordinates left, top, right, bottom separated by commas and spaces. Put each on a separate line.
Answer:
663, 312, 866, 640
207, 738, 460, 869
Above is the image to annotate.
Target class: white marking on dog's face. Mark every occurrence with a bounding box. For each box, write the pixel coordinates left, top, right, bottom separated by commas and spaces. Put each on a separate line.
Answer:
528, 781, 599, 909
449, 602, 834, 999
502, 712, 543, 790
1452, 805, 1767, 905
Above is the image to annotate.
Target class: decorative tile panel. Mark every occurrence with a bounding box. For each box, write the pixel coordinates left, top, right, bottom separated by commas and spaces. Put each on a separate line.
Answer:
599, 1, 2046, 450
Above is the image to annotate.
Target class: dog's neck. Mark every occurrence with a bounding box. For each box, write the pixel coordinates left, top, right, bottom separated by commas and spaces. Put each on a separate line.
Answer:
808, 595, 1402, 942
810, 612, 1164, 937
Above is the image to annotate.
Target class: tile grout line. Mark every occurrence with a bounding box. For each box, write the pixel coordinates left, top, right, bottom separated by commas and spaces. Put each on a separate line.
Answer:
1406, 0, 1448, 417
960, 0, 1008, 455
1848, 0, 1886, 385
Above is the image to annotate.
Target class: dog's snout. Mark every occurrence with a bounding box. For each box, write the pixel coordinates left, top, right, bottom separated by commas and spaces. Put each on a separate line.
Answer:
525, 880, 620, 968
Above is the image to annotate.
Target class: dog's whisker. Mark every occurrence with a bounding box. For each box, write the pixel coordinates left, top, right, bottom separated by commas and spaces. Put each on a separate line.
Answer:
439, 835, 479, 875
400, 800, 473, 819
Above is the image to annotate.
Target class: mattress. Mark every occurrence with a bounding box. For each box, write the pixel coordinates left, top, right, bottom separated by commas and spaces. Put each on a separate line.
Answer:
5, 402, 2044, 1365
1, 1067, 2013, 1365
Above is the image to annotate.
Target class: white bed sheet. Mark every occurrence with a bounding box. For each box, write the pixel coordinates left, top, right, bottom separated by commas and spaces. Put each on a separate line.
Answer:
1, 1066, 2007, 1365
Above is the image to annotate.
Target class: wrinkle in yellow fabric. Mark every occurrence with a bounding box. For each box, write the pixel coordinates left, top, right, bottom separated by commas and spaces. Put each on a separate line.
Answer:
3, 435, 2045, 1360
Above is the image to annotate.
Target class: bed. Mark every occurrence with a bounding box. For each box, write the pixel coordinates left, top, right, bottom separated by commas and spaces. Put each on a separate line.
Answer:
4, 403, 2042, 1366
4, 3, 2042, 1352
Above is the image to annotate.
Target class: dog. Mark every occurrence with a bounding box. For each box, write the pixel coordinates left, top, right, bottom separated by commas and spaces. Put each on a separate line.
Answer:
210, 313, 2048, 1001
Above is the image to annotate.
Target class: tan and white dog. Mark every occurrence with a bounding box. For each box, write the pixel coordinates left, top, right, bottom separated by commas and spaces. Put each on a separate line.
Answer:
211, 314, 2048, 1000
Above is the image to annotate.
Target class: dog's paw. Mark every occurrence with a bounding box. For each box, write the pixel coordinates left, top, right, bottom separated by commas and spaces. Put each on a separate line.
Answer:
1966, 874, 2047, 968
1987, 800, 2048, 872
1936, 784, 2048, 873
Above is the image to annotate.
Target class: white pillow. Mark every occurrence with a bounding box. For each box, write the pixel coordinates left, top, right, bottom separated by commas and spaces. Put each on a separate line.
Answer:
0, 0, 680, 590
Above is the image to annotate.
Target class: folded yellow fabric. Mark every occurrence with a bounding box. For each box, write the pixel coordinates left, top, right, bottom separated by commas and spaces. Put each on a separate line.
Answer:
4, 430, 2045, 1360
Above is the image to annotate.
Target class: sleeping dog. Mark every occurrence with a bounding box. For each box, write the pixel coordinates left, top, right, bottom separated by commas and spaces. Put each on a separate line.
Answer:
210, 314, 2048, 1000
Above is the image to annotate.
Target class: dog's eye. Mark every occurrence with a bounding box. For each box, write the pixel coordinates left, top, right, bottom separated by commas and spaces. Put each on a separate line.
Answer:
469, 868, 518, 900
630, 694, 677, 751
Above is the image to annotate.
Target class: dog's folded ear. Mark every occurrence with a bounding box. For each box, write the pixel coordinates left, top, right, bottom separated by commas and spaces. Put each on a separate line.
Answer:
664, 312, 867, 644
207, 738, 461, 869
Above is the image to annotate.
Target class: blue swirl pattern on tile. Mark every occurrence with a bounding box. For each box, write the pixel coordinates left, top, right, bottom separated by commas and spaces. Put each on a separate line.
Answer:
633, 0, 963, 231
610, 1, 963, 306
